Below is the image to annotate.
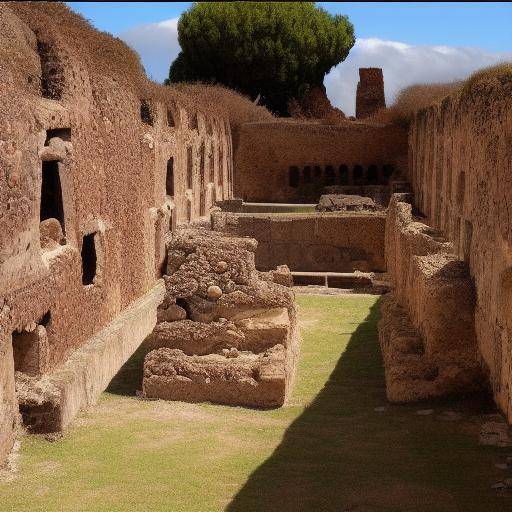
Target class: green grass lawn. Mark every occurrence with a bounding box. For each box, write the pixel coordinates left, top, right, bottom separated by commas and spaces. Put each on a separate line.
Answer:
1, 295, 510, 511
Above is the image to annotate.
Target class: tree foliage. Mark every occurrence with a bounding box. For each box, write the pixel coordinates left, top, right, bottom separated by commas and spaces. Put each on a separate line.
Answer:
167, 2, 355, 115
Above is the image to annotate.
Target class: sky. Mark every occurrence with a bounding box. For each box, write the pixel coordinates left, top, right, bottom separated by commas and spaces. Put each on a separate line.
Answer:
67, 2, 512, 115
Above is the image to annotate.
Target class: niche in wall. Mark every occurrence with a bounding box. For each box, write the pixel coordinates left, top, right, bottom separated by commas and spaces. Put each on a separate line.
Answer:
187, 147, 193, 189
166, 157, 174, 197
209, 145, 215, 182
289, 166, 300, 188
200, 190, 206, 217
167, 102, 178, 127
200, 142, 205, 179
303, 166, 312, 183
40, 160, 65, 233
218, 147, 224, 186
81, 233, 97, 285
339, 165, 349, 185
45, 128, 71, 145
367, 165, 379, 183
353, 165, 364, 182
12, 311, 50, 377
140, 99, 154, 126
37, 40, 64, 100
383, 164, 394, 180
324, 165, 335, 186
189, 112, 198, 130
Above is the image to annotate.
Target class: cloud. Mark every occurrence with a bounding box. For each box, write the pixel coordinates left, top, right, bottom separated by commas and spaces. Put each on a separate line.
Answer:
325, 38, 512, 116
119, 17, 181, 83
120, 20, 512, 114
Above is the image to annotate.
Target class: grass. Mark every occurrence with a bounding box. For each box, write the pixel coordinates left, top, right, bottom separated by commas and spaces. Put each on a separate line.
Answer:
1, 295, 510, 511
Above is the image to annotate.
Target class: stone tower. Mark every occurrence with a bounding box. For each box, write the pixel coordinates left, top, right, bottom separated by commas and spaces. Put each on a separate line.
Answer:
355, 68, 386, 119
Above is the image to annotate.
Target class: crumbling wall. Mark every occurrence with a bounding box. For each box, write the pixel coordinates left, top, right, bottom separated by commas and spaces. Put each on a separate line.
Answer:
212, 211, 386, 272
407, 79, 512, 421
379, 196, 482, 401
234, 120, 407, 203
356, 68, 386, 119
143, 230, 299, 408
0, 2, 234, 462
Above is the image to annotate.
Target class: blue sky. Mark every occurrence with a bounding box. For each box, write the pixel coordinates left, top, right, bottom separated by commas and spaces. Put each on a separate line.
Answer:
68, 2, 511, 51
67, 2, 512, 114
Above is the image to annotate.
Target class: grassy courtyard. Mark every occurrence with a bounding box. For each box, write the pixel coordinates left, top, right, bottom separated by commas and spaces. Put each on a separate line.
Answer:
1, 295, 510, 511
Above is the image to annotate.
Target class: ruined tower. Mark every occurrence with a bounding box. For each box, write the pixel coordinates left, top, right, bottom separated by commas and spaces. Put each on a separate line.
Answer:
355, 67, 386, 119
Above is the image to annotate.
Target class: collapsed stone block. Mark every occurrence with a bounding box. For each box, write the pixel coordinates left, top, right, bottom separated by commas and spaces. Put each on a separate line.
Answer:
316, 194, 381, 212
143, 345, 289, 408
143, 229, 300, 407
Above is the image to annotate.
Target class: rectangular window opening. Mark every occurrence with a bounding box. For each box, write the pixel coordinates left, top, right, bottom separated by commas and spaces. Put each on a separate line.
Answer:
166, 157, 174, 197
81, 233, 97, 285
11, 311, 50, 377
140, 99, 154, 126
40, 160, 65, 234
45, 128, 71, 145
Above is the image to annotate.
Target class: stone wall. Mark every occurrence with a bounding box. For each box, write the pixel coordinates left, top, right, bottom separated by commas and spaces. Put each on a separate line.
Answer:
403, 77, 512, 421
233, 120, 407, 203
379, 196, 482, 402
0, 2, 234, 462
212, 212, 386, 273
356, 68, 386, 119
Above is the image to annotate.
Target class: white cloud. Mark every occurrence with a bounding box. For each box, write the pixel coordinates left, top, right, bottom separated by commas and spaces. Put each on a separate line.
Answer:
119, 17, 181, 83
120, 20, 512, 114
325, 38, 512, 116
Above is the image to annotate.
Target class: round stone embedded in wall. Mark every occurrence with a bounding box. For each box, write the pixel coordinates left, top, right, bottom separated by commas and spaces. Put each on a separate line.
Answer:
214, 261, 228, 273
207, 285, 222, 300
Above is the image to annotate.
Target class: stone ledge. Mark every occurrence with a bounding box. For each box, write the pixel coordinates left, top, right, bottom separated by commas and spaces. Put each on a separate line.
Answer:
16, 280, 165, 432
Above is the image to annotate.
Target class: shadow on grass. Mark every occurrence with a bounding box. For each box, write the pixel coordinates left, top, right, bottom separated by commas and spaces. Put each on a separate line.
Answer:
225, 300, 505, 512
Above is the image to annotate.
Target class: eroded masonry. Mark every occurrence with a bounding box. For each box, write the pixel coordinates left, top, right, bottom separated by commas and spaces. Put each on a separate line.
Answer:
2, 1, 512, 468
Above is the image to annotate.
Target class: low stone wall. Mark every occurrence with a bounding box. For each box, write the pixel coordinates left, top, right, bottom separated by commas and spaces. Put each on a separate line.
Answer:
379, 196, 483, 402
212, 211, 386, 273
15, 281, 165, 433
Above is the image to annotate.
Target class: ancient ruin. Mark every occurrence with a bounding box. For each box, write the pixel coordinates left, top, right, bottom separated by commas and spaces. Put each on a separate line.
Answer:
2, 6, 512, 505
143, 230, 299, 407
355, 67, 386, 119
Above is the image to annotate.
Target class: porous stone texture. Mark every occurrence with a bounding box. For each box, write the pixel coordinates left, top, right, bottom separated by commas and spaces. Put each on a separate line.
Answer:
143, 230, 299, 407
316, 194, 381, 212
233, 120, 407, 203
0, 2, 234, 463
212, 211, 386, 273
323, 185, 392, 207
356, 68, 386, 119
408, 81, 512, 422
143, 345, 288, 408
13, 281, 165, 433
379, 196, 483, 402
